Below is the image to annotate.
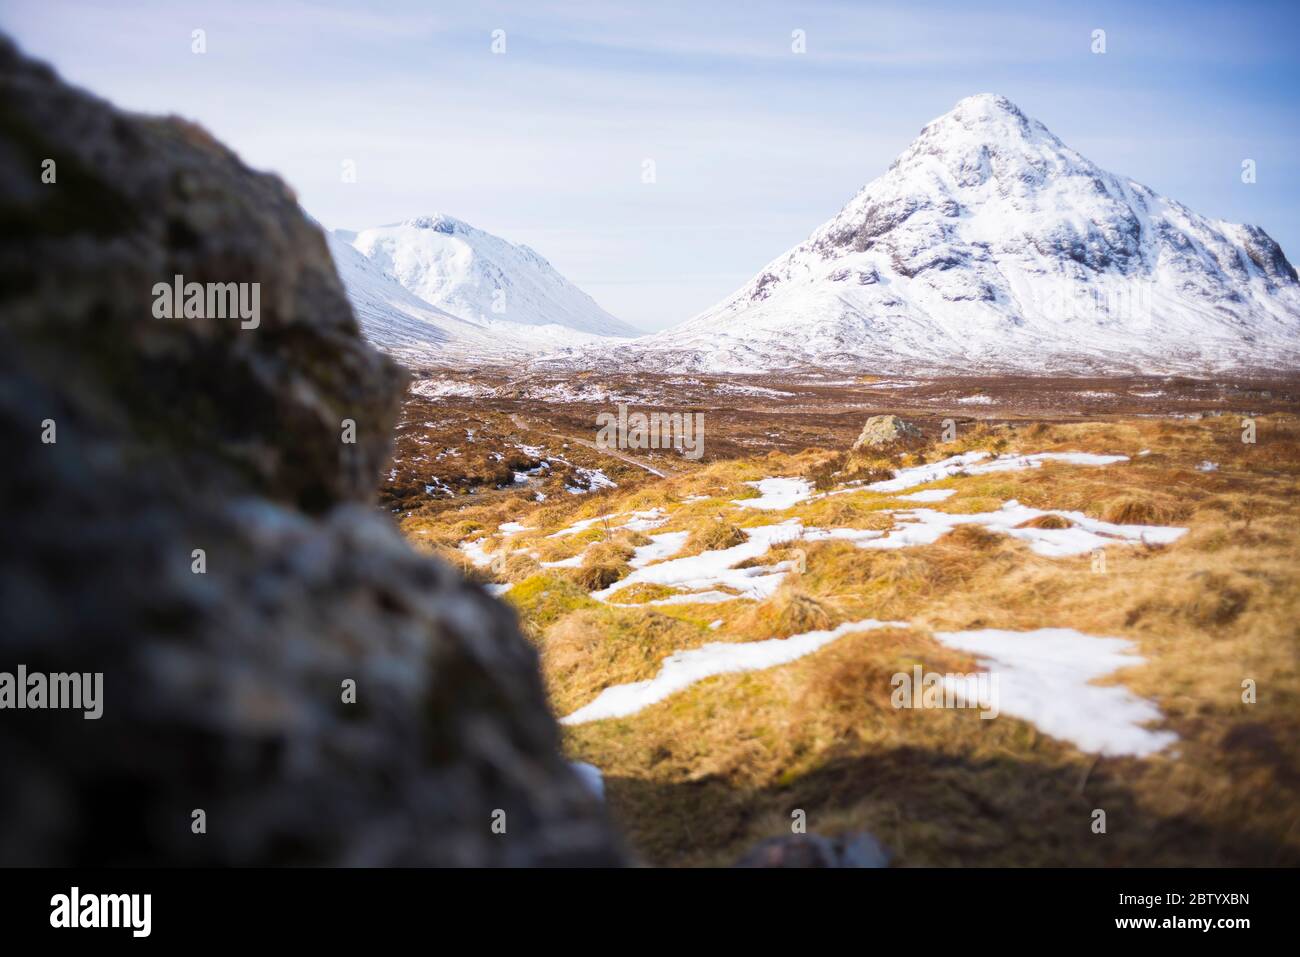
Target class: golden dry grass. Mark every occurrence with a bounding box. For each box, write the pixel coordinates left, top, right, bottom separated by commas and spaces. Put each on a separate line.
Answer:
405, 410, 1300, 867
681, 517, 748, 555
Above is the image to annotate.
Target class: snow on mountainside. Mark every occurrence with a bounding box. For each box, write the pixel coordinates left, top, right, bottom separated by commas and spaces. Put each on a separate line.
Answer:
350, 215, 640, 338
327, 232, 503, 364
619, 94, 1300, 374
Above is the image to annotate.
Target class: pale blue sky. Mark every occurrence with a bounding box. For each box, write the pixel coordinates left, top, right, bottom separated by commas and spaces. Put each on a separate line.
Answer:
3, 0, 1297, 331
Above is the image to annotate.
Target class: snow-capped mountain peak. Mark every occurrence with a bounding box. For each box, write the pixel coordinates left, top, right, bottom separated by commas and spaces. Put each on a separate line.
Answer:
626, 94, 1300, 374
348, 214, 639, 338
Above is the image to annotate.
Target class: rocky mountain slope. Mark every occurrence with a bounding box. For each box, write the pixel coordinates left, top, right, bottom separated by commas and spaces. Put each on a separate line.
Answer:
619, 94, 1300, 374
0, 35, 622, 866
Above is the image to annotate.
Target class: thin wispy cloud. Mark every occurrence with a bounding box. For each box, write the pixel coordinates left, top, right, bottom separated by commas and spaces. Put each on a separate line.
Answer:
1, 0, 1296, 330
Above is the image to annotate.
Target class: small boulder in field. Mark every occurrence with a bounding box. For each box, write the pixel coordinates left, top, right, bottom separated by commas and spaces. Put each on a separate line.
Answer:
852, 414, 923, 450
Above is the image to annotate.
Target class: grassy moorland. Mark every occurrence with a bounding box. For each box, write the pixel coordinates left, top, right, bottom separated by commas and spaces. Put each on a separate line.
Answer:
386, 374, 1300, 866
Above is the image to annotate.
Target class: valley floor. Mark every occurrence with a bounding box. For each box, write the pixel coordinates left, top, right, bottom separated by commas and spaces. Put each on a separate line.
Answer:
384, 370, 1300, 866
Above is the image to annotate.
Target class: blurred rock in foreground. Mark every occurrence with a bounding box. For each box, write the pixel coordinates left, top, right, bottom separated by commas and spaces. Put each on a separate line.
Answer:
0, 34, 623, 866
735, 832, 891, 868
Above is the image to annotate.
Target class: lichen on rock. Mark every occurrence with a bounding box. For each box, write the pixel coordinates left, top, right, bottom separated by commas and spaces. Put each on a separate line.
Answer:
852, 414, 923, 450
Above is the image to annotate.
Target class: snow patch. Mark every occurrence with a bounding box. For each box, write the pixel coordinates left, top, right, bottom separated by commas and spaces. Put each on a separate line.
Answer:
561, 619, 906, 724
932, 627, 1177, 756
592, 521, 804, 602
733, 477, 816, 510
866, 451, 1128, 494
860, 500, 1186, 557
629, 531, 690, 568
459, 538, 494, 568
895, 488, 957, 503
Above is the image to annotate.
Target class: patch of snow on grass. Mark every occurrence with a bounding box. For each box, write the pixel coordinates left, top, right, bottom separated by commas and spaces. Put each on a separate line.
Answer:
629, 531, 689, 568
541, 551, 588, 569
459, 538, 494, 568
620, 508, 668, 531
548, 508, 666, 538
733, 477, 816, 510
801, 526, 887, 545
612, 589, 746, 607
592, 521, 804, 602
561, 619, 906, 725
710, 382, 796, 398
548, 513, 619, 537
860, 500, 1186, 557
932, 627, 1177, 756
424, 477, 455, 497
566, 466, 618, 494
866, 451, 1128, 494
410, 378, 497, 399
895, 488, 957, 503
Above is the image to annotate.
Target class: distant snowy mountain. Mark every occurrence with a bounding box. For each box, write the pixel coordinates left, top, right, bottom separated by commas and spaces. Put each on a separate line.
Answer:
327, 233, 501, 364
326, 214, 639, 364
349, 215, 639, 338
617, 94, 1300, 374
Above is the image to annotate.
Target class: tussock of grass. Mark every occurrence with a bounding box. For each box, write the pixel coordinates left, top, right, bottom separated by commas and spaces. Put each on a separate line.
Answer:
570, 540, 634, 591
934, 421, 1013, 456
1015, 513, 1074, 529
1125, 570, 1256, 629
939, 495, 1004, 515
605, 582, 689, 604
1101, 495, 1190, 525
500, 552, 541, 582
805, 450, 895, 491
736, 583, 836, 639
544, 607, 724, 715
505, 574, 599, 631
682, 517, 748, 554
791, 495, 895, 528
943, 523, 1005, 550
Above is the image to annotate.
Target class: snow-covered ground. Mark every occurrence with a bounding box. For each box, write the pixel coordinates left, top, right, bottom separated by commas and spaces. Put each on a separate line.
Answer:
561, 619, 906, 724
733, 477, 816, 510
933, 627, 1177, 756
469, 448, 1187, 759
864, 451, 1129, 494
592, 521, 804, 602
567, 466, 617, 494
858, 500, 1187, 557
459, 538, 494, 568
895, 488, 958, 502
629, 531, 690, 568
586, 462, 1184, 602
